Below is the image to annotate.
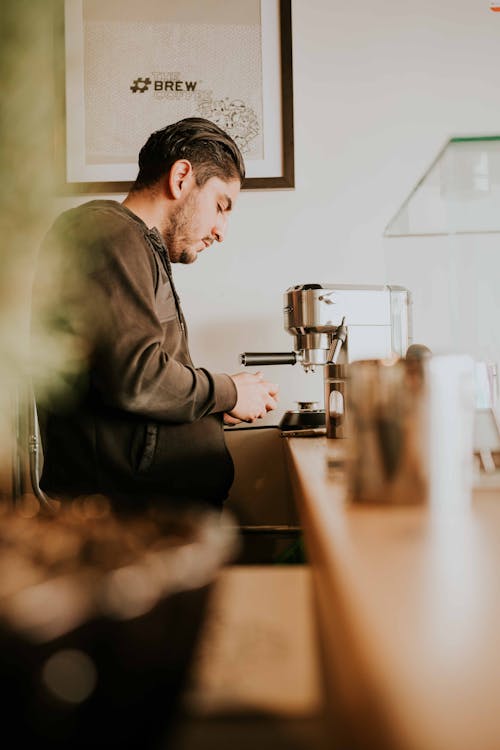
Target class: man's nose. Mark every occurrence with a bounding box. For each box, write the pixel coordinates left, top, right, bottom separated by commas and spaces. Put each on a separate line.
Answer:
213, 214, 228, 243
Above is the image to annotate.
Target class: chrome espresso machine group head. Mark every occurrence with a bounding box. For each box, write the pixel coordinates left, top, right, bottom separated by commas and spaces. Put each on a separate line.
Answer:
240, 283, 412, 433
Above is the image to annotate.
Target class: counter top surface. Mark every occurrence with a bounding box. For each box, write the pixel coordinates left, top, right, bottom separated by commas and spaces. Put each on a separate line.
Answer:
285, 436, 500, 750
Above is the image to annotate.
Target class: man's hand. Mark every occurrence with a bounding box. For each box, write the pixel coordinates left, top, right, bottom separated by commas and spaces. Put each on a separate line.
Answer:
223, 413, 243, 426
227, 371, 279, 423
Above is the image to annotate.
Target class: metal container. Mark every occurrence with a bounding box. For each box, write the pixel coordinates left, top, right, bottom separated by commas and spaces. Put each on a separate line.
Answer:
324, 364, 349, 438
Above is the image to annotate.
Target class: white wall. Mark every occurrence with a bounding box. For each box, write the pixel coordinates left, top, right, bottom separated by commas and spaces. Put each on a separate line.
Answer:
55, 0, 500, 420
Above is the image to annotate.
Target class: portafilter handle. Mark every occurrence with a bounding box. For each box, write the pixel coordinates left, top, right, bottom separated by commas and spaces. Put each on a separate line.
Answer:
240, 352, 298, 366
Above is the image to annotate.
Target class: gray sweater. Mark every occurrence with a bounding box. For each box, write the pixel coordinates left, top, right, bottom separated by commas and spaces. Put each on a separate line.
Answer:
34, 200, 237, 509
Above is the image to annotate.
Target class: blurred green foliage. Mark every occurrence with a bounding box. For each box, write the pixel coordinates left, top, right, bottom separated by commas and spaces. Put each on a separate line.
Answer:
0, 1, 81, 465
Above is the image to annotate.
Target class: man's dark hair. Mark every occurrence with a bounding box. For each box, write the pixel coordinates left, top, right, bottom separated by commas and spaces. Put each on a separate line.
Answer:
131, 117, 245, 191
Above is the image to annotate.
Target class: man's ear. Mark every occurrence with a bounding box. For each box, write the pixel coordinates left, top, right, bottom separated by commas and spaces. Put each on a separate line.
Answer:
168, 159, 194, 199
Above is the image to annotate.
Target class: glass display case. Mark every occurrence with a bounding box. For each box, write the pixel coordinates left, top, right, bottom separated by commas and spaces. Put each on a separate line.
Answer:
383, 136, 500, 470
385, 136, 500, 237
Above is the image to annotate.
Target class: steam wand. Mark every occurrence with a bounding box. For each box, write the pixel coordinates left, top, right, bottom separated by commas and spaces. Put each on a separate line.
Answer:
326, 317, 347, 364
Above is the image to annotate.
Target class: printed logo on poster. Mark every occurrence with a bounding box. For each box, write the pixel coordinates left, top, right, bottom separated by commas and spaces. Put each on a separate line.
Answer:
127, 71, 259, 153
130, 73, 199, 98
130, 77, 152, 93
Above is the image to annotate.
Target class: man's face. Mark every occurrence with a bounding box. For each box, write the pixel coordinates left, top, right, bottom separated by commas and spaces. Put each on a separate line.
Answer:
163, 176, 240, 264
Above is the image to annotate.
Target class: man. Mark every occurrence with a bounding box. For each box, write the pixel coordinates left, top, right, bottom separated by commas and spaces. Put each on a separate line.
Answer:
34, 117, 278, 511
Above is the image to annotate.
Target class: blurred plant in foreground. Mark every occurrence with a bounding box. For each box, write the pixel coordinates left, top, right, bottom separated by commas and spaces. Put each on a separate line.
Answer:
0, 1, 85, 485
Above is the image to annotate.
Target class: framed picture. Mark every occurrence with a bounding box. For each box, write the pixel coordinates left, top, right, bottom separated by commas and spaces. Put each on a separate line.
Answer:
59, 0, 294, 192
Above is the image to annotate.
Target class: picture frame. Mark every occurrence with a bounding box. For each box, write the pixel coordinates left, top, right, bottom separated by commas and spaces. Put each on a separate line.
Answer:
58, 0, 294, 192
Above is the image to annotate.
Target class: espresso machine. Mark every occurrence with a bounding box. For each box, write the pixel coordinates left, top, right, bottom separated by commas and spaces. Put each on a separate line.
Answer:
240, 283, 412, 434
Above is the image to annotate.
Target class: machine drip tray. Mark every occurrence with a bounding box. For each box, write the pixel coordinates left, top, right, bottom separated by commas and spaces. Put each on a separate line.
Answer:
279, 404, 326, 431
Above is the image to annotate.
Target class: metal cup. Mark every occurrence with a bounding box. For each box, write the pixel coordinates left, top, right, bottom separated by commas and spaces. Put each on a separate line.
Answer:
347, 358, 428, 504
324, 364, 349, 438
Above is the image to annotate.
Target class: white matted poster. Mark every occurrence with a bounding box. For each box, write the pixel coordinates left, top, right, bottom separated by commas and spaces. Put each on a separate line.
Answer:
63, 0, 294, 189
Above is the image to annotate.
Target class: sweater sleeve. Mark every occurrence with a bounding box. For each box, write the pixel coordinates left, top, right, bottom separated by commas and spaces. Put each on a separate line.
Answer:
51, 208, 238, 423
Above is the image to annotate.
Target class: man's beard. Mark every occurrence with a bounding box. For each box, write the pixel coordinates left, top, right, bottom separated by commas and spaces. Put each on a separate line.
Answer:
162, 193, 198, 264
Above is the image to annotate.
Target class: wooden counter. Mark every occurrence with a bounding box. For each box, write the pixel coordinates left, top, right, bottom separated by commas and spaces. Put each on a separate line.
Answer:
285, 436, 500, 750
